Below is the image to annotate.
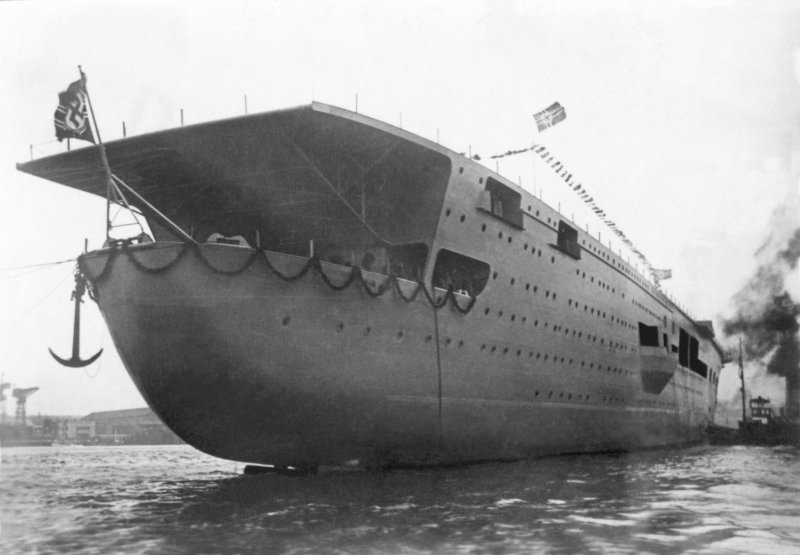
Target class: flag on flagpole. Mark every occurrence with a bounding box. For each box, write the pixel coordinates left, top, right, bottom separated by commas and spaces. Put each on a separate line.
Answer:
534, 101, 566, 132
651, 269, 672, 281
54, 76, 95, 143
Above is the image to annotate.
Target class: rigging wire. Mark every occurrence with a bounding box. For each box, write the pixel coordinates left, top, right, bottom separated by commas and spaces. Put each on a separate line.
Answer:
0, 259, 78, 283
0, 271, 73, 338
0, 257, 77, 272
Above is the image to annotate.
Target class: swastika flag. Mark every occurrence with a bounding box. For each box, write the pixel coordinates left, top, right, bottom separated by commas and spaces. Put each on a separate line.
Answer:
54, 77, 95, 143
533, 102, 566, 132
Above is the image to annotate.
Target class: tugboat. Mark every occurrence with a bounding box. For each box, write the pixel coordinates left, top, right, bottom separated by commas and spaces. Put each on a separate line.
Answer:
738, 396, 800, 446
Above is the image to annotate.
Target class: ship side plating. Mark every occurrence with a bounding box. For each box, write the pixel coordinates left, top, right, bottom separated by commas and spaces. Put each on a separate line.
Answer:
18, 103, 727, 467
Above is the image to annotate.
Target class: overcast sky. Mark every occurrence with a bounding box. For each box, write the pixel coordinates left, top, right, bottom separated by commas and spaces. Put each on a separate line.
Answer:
1, 0, 798, 416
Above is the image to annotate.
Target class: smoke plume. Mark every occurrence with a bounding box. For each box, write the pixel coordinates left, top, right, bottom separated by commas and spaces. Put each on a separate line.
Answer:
723, 218, 800, 379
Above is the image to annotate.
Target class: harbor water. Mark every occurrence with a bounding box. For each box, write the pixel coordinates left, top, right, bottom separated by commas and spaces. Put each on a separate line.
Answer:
1, 444, 798, 554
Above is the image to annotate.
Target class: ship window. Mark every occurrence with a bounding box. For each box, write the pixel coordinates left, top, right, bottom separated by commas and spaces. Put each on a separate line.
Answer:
679, 328, 689, 367
432, 249, 490, 296
484, 178, 523, 228
688, 336, 708, 377
689, 336, 699, 368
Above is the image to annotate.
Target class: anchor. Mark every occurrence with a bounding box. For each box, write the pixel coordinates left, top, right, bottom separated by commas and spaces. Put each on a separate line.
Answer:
49, 271, 103, 368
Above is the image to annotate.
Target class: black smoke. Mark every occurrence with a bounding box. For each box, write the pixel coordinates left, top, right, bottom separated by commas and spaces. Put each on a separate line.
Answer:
723, 229, 800, 378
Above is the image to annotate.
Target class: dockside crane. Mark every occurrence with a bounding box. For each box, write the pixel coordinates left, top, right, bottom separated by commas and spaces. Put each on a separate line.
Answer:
0, 380, 10, 425
13, 387, 39, 427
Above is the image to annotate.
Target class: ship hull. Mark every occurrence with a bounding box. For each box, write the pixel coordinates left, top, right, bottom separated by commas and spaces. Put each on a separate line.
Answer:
21, 102, 725, 468
83, 243, 706, 467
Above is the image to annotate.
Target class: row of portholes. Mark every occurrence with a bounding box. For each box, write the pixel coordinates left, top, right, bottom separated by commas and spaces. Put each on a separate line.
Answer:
288, 314, 633, 357
481, 222, 550, 260
451, 201, 658, 305
446, 187, 662, 304
487, 274, 558, 299
444, 204, 669, 336
477, 341, 636, 377
481, 304, 636, 353
574, 268, 616, 295
632, 298, 659, 320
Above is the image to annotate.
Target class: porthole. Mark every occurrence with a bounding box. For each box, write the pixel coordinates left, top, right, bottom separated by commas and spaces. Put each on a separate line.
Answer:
484, 307, 490, 315
363, 327, 371, 336
498, 231, 503, 239
282, 316, 291, 326
336, 322, 345, 333
481, 224, 487, 232
460, 214, 466, 223
445, 208, 451, 216
396, 331, 404, 341
510, 277, 516, 285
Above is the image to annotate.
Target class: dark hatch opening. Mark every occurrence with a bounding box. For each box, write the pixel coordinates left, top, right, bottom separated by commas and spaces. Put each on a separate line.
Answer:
556, 220, 581, 259
432, 249, 490, 296
485, 177, 523, 228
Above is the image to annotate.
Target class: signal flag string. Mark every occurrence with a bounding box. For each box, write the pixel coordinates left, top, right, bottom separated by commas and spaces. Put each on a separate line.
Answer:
484, 144, 655, 278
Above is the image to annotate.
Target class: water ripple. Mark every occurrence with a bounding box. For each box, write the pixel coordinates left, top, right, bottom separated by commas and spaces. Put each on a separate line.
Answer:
0, 444, 798, 553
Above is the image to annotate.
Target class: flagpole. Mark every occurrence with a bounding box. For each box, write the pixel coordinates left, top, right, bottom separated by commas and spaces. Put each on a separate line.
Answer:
739, 337, 747, 424
78, 66, 114, 242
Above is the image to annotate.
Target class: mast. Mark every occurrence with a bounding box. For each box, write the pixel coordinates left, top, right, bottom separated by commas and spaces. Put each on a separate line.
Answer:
77, 66, 114, 241
739, 336, 747, 423
78, 66, 195, 245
